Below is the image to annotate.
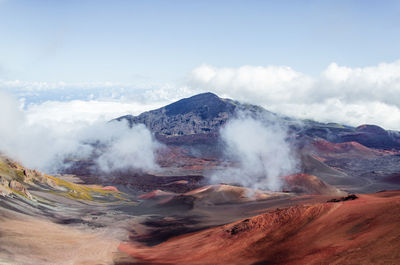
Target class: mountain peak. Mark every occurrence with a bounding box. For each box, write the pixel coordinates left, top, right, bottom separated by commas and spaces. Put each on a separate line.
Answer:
115, 92, 246, 142
115, 92, 277, 144
164, 92, 233, 119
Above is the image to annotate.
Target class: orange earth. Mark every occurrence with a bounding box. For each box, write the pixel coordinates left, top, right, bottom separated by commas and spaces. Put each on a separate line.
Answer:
119, 190, 400, 265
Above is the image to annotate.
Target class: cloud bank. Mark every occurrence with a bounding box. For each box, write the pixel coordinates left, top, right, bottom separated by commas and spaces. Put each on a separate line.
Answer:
0, 90, 161, 173
25, 99, 165, 126
210, 113, 298, 191
188, 60, 400, 130
2, 60, 400, 131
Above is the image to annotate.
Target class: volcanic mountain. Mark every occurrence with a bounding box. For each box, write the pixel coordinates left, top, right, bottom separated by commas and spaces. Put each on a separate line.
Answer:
116, 92, 274, 144
111, 92, 400, 194
2, 92, 400, 265
116, 92, 400, 150
64, 92, 400, 194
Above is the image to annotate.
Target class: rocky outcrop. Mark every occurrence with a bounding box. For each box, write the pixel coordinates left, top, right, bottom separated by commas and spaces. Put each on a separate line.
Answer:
9, 180, 32, 199
24, 169, 43, 182
0, 175, 11, 197
0, 156, 59, 199
0, 175, 8, 186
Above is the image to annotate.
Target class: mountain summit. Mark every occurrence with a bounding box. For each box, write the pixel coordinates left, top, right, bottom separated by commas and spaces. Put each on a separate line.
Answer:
163, 92, 234, 118
116, 92, 266, 140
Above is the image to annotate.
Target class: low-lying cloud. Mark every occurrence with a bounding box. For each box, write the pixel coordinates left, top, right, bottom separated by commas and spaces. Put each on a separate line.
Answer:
25, 99, 165, 126
3, 60, 400, 131
189, 64, 315, 105
93, 122, 161, 173
188, 60, 400, 130
210, 113, 298, 191
0, 90, 161, 173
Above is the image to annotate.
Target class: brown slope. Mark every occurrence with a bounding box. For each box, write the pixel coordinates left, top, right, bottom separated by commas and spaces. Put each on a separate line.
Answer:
0, 208, 120, 265
282, 173, 345, 196
119, 190, 400, 265
309, 139, 385, 161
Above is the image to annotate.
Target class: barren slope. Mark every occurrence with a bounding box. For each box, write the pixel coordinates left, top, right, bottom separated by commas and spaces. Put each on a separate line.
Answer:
119, 191, 400, 265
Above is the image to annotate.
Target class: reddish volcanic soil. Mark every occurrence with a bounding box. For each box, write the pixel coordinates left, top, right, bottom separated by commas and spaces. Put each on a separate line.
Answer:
156, 146, 220, 170
103, 185, 120, 191
138, 189, 177, 200
119, 190, 400, 265
282, 173, 345, 196
310, 139, 388, 161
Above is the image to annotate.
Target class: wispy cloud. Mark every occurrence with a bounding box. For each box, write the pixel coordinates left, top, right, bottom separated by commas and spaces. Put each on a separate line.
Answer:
209, 112, 298, 191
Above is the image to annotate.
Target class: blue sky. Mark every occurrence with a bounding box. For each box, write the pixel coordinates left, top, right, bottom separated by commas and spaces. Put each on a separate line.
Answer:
3, 0, 400, 173
1, 0, 399, 83
1, 0, 400, 130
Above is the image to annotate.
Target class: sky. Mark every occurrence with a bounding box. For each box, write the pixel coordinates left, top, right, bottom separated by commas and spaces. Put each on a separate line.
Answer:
1, 0, 400, 129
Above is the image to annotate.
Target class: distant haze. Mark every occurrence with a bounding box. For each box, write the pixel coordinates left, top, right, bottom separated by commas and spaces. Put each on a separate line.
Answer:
2, 59, 400, 130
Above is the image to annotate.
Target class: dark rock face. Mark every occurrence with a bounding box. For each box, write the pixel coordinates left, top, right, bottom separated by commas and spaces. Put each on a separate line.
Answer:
336, 124, 400, 149
297, 122, 400, 150
115, 92, 270, 144
356, 124, 388, 135
164, 92, 235, 119
327, 194, 358, 203
116, 93, 238, 137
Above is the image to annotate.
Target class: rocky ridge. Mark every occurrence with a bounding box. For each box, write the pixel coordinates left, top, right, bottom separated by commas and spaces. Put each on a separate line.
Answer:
116, 92, 400, 150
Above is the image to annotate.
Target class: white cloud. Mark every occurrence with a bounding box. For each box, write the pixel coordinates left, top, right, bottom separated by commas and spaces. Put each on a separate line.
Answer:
189, 64, 315, 105
209, 113, 298, 191
95, 122, 161, 173
320, 61, 400, 106
25, 100, 166, 126
267, 100, 400, 129
187, 60, 400, 130
0, 90, 162, 173
3, 60, 400, 132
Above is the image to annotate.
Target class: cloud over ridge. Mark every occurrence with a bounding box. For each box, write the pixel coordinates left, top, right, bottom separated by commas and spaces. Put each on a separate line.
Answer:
2, 60, 400, 130
188, 60, 400, 130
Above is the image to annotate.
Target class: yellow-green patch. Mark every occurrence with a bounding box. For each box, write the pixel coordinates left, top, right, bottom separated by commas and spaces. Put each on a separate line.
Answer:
46, 175, 128, 202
